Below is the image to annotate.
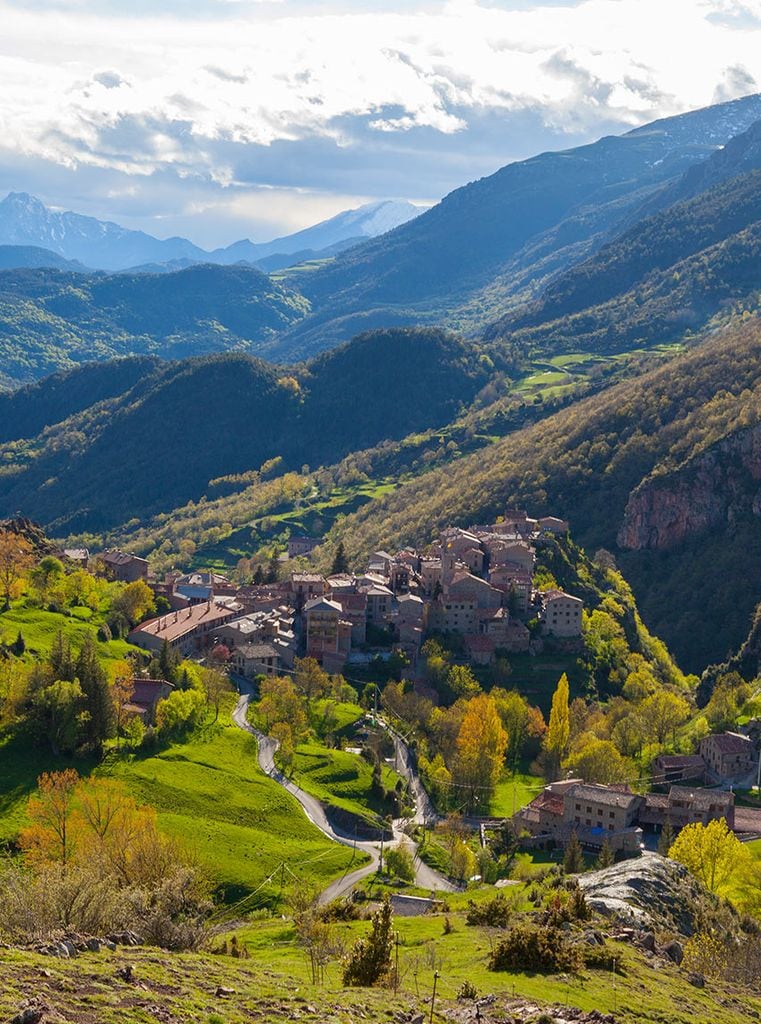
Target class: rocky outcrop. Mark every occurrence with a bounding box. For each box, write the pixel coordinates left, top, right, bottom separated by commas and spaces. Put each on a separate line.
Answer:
577, 856, 713, 935
618, 422, 761, 550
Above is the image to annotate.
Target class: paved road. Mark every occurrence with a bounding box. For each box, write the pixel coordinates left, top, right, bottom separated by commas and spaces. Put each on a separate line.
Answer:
231, 678, 456, 898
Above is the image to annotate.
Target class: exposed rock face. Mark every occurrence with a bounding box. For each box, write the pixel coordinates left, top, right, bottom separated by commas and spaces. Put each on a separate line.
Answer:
618, 422, 761, 550
577, 856, 711, 935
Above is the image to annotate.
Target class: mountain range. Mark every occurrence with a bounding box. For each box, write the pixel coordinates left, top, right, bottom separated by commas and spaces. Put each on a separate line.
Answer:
0, 193, 422, 273
2, 92, 761, 677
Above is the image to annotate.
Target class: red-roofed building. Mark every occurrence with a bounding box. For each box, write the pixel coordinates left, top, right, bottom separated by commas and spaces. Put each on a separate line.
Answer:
126, 678, 173, 724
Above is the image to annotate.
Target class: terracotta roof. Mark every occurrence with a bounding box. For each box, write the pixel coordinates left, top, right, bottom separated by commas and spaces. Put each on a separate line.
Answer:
464, 634, 496, 652
129, 602, 233, 643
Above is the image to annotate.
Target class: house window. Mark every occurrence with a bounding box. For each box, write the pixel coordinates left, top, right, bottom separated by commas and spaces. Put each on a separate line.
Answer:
575, 803, 581, 811
609, 811, 615, 819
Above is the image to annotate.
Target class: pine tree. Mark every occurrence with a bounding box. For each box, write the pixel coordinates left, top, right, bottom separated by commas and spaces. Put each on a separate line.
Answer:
158, 639, 177, 683
544, 672, 570, 780
331, 541, 350, 576
563, 831, 584, 874
596, 837, 615, 869
658, 818, 676, 856
75, 635, 115, 747
50, 631, 75, 681
342, 896, 394, 986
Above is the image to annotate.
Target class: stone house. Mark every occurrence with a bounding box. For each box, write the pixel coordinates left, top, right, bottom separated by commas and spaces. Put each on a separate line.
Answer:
700, 732, 756, 780
290, 573, 326, 608
126, 678, 173, 725
128, 601, 236, 656
540, 590, 583, 637
287, 536, 322, 558
231, 643, 281, 678
101, 550, 150, 583
652, 753, 706, 786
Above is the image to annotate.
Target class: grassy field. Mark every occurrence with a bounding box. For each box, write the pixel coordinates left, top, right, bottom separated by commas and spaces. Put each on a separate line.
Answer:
0, 702, 363, 905
103, 723, 364, 904
232, 889, 761, 1023
289, 742, 402, 829
489, 770, 544, 816
0, 600, 138, 664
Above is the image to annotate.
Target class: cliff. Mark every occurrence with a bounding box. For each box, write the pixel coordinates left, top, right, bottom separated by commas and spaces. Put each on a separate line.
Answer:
618, 422, 761, 551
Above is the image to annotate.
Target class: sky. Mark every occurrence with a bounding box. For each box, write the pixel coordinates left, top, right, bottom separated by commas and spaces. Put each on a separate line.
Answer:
0, 0, 759, 247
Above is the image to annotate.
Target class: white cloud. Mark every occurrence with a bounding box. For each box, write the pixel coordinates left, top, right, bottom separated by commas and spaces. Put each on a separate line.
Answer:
0, 0, 758, 242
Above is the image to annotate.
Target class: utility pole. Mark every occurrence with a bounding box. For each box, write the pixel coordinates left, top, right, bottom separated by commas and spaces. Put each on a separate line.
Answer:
429, 970, 439, 1024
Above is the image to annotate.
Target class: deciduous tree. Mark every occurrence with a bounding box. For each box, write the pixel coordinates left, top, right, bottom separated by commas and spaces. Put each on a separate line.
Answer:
544, 673, 570, 780
668, 818, 750, 894
0, 530, 34, 610
454, 694, 508, 812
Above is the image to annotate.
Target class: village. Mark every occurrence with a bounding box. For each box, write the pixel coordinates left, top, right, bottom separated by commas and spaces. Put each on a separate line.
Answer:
69, 507, 761, 861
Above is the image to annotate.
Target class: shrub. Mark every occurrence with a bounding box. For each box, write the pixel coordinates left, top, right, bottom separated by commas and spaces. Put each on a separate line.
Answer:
342, 897, 393, 987
384, 843, 415, 882
582, 945, 626, 973
318, 897, 364, 922
489, 923, 581, 973
465, 893, 512, 928
457, 979, 478, 1000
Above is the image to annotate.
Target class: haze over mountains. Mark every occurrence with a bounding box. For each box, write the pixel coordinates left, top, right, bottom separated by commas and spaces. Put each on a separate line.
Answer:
0, 193, 422, 273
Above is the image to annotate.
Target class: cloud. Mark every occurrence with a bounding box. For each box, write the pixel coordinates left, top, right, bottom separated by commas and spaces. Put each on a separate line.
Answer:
0, 0, 759, 243
713, 62, 758, 102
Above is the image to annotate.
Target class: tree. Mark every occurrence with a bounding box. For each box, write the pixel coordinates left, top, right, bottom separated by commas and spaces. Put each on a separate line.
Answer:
111, 580, 155, 627
638, 690, 691, 748
342, 896, 394, 987
331, 541, 350, 576
29, 555, 64, 605
668, 818, 750, 894
31, 679, 87, 753
0, 530, 34, 610
596, 838, 615, 869
563, 831, 584, 874
447, 664, 481, 699
271, 721, 295, 774
384, 841, 415, 882
75, 635, 115, 747
563, 736, 633, 785
20, 769, 80, 867
657, 818, 675, 857
544, 673, 570, 780
200, 666, 231, 723
293, 657, 330, 701
156, 688, 206, 733
454, 694, 508, 812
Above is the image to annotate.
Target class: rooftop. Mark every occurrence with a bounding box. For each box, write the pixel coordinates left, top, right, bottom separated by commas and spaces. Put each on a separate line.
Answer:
704, 731, 754, 754
130, 601, 233, 643
565, 783, 640, 809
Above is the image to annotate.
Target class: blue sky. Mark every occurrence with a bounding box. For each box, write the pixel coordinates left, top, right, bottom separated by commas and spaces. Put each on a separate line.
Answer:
0, 0, 759, 247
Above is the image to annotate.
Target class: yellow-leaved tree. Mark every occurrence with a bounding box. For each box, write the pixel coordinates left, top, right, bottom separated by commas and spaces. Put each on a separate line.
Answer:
543, 672, 570, 780
668, 817, 750, 894
454, 694, 508, 813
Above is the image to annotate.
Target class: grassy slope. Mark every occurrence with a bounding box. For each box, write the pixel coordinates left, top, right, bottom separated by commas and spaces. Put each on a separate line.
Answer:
0, 707, 363, 904
289, 743, 402, 828
0, 600, 137, 665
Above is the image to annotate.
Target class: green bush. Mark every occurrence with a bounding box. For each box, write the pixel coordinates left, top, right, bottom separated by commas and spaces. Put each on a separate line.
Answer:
465, 893, 512, 928
384, 844, 415, 882
489, 923, 581, 973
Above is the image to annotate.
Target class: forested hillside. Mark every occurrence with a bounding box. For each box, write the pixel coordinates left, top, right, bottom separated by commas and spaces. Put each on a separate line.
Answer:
322, 317, 761, 671
0, 328, 496, 533
0, 263, 308, 387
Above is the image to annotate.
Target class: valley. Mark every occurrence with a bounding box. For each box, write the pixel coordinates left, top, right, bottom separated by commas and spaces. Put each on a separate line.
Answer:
3, 81, 761, 1024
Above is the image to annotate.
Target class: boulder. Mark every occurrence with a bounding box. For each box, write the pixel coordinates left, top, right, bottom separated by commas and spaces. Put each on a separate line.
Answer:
577, 856, 712, 935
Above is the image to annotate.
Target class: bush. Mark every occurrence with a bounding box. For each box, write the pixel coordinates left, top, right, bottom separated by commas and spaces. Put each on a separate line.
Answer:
384, 843, 415, 882
488, 923, 581, 974
343, 896, 393, 987
97, 622, 112, 643
457, 980, 478, 1000
318, 897, 364, 922
465, 893, 512, 928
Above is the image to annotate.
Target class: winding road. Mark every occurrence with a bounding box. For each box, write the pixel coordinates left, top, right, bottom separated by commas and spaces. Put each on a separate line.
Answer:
231, 678, 456, 901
